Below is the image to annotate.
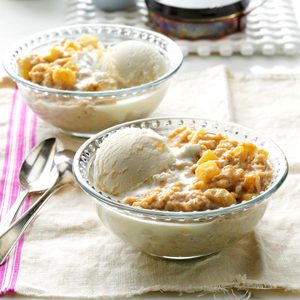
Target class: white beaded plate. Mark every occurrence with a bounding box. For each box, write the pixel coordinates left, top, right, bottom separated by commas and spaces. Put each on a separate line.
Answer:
65, 0, 300, 56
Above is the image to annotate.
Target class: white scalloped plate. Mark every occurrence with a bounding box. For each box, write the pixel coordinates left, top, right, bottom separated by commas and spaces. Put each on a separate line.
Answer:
65, 0, 300, 56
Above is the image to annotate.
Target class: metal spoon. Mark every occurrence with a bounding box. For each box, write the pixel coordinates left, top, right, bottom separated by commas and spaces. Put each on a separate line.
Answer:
0, 138, 57, 230
0, 150, 75, 265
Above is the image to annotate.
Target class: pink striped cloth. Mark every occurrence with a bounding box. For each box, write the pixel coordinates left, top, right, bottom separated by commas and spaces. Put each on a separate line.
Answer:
0, 88, 37, 294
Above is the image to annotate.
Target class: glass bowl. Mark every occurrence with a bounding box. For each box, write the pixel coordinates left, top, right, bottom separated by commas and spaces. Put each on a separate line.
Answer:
3, 24, 183, 138
73, 117, 288, 259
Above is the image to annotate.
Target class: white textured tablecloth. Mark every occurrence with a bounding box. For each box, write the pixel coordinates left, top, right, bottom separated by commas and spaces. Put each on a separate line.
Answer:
1, 66, 300, 298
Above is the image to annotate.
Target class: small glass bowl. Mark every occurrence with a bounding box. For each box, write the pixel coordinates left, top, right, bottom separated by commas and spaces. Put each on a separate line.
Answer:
3, 24, 183, 138
73, 117, 288, 259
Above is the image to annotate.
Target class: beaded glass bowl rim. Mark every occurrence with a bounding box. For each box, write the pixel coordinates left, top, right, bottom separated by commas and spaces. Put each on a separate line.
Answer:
3, 24, 183, 97
73, 117, 288, 220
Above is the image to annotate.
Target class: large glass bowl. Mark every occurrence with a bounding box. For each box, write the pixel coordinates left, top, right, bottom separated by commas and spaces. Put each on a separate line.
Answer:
73, 117, 288, 259
3, 24, 183, 138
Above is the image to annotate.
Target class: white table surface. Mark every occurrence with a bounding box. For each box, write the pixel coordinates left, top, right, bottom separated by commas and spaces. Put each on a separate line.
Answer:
1, 0, 300, 299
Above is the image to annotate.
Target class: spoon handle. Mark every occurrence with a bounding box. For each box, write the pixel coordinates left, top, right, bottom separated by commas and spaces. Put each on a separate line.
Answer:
0, 178, 64, 265
0, 190, 29, 232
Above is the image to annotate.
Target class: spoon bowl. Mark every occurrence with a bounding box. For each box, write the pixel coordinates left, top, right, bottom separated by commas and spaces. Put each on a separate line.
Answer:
54, 150, 75, 184
19, 137, 57, 191
0, 137, 57, 229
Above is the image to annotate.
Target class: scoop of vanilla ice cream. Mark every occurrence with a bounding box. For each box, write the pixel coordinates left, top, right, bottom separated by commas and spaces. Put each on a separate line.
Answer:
110, 40, 167, 87
93, 127, 174, 195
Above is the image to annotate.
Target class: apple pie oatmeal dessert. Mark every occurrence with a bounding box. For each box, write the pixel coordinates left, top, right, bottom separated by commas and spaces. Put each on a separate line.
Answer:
17, 34, 167, 92
84, 118, 287, 258
93, 126, 273, 212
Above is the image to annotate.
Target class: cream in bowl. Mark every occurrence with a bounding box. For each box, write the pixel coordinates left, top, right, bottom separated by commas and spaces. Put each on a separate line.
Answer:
4, 25, 182, 137
73, 118, 288, 259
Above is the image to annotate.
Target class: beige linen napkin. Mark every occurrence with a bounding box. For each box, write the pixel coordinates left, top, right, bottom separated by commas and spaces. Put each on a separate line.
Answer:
1, 66, 300, 298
